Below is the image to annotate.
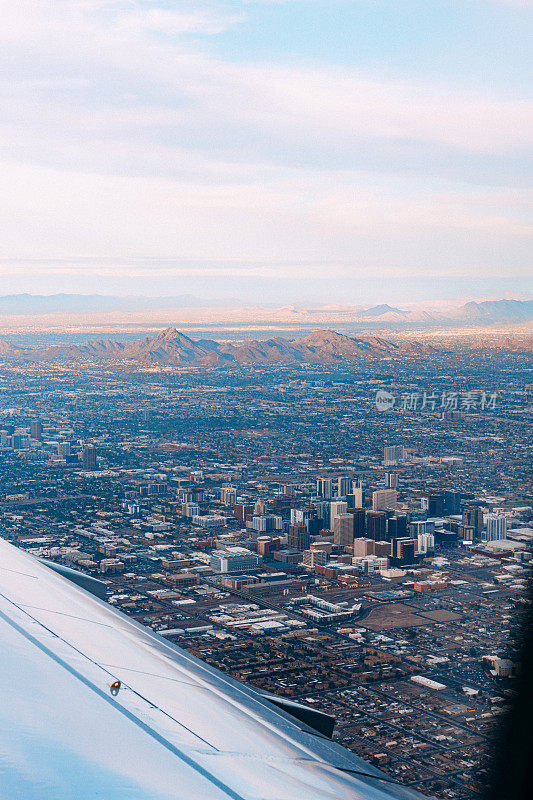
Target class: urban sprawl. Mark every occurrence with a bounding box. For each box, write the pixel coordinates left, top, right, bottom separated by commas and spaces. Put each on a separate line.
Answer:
1, 343, 531, 799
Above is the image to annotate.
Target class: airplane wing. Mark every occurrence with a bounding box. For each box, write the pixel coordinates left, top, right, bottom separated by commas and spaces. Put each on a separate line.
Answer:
0, 538, 429, 799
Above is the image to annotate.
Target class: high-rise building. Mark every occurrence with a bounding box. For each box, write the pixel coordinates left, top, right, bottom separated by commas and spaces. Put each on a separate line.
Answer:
317, 478, 333, 499
391, 537, 417, 565
486, 514, 507, 541
372, 489, 398, 511
421, 491, 444, 517
366, 511, 387, 541
30, 420, 43, 439
388, 515, 408, 539
409, 520, 431, 538
287, 524, 310, 551
234, 504, 253, 522
459, 525, 476, 543
348, 507, 366, 538
254, 498, 267, 515
374, 541, 391, 557
463, 507, 483, 536
383, 445, 404, 465
444, 490, 461, 514
333, 514, 355, 547
315, 500, 330, 528
336, 477, 351, 497
353, 538, 375, 557
220, 487, 237, 507
330, 500, 348, 524
349, 486, 364, 508
417, 532, 435, 554
57, 441, 70, 457
385, 472, 399, 489
291, 508, 317, 527
307, 517, 323, 537
182, 503, 200, 518
251, 515, 283, 534
82, 447, 97, 470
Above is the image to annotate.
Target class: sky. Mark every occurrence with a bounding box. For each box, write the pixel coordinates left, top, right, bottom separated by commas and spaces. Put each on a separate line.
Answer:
0, 0, 531, 305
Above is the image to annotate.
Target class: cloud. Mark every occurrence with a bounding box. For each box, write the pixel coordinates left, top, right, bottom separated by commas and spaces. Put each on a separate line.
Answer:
0, 155, 530, 283
0, 0, 531, 292
116, 6, 244, 36
1, 0, 530, 162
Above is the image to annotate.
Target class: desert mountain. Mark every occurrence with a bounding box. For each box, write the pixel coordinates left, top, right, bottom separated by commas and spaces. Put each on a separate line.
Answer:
360, 304, 402, 317
450, 299, 533, 324
0, 328, 436, 367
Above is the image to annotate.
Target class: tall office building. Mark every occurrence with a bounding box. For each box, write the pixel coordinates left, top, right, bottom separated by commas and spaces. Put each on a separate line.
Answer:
385, 472, 399, 489
336, 477, 351, 497
257, 537, 281, 557
317, 478, 333, 499
417, 532, 435, 554
82, 447, 97, 470
330, 500, 348, 524
486, 514, 507, 541
333, 514, 355, 547
383, 445, 404, 465
459, 525, 476, 543
421, 491, 444, 517
409, 520, 431, 538
463, 507, 483, 536
57, 441, 71, 457
221, 487, 237, 507
349, 486, 364, 508
30, 420, 43, 439
288, 524, 310, 551
254, 498, 267, 515
444, 490, 461, 514
291, 508, 317, 527
303, 518, 318, 538
210, 548, 262, 573
372, 489, 398, 511
182, 503, 200, 518
234, 504, 253, 522
348, 507, 366, 538
388, 515, 408, 539
366, 511, 387, 541
391, 538, 417, 565
315, 500, 330, 528
251, 515, 282, 534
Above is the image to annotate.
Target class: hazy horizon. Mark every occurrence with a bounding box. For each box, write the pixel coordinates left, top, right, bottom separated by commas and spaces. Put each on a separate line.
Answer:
0, 284, 531, 309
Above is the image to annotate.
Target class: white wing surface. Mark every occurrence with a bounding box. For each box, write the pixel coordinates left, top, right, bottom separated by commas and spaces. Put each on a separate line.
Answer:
0, 539, 429, 799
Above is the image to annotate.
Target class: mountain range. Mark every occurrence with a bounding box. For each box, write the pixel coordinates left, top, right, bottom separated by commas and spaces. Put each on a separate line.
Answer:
0, 295, 531, 327
0, 328, 436, 367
